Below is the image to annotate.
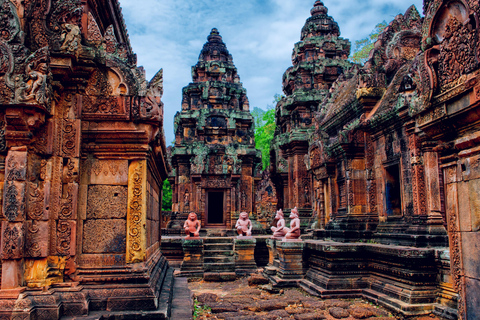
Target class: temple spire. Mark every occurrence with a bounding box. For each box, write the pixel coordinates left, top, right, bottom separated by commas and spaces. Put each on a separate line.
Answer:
198, 28, 233, 64
301, 0, 340, 40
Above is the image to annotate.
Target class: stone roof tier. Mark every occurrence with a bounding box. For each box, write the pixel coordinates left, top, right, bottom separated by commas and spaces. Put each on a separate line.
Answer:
301, 1, 341, 40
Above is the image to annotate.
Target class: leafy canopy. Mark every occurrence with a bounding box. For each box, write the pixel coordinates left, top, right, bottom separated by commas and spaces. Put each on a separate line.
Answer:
351, 21, 387, 64
253, 94, 282, 170
161, 179, 172, 211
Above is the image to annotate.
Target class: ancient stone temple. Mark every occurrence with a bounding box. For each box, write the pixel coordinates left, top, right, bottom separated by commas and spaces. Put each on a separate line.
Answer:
270, 0, 352, 225
311, 6, 438, 242
169, 28, 262, 230
285, 0, 480, 318
0, 0, 171, 318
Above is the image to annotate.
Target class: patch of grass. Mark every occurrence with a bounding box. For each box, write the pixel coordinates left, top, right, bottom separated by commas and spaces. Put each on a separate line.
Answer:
193, 299, 211, 319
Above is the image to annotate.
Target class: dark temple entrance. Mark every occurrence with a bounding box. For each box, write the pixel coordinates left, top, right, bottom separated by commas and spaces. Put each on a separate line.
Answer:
207, 191, 224, 225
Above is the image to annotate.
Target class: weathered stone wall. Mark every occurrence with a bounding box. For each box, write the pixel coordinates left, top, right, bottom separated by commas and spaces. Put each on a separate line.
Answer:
0, 0, 171, 318
297, 0, 480, 318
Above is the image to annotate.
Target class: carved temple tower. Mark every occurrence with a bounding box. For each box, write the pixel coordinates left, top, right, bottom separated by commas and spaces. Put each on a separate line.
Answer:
170, 29, 261, 230
270, 1, 352, 223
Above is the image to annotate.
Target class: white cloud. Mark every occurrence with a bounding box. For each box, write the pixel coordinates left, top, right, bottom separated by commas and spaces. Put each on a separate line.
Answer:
119, 0, 423, 144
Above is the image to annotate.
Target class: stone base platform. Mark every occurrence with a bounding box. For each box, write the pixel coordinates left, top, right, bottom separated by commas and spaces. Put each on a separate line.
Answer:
297, 240, 457, 318
0, 252, 174, 320
263, 239, 305, 287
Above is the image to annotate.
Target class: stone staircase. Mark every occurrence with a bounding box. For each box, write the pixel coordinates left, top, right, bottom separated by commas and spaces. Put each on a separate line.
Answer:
203, 237, 236, 281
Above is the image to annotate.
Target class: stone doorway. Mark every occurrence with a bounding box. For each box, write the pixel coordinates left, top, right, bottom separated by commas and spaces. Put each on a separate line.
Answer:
206, 190, 225, 226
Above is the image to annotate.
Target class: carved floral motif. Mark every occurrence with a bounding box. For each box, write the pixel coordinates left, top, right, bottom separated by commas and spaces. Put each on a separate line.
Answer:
87, 12, 102, 43
438, 17, 477, 87
1, 222, 24, 259
27, 182, 45, 220
56, 220, 72, 256
127, 161, 146, 263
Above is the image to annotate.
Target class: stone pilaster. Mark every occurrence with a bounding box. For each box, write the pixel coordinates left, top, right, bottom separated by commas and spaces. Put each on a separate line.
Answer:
423, 148, 447, 235
126, 160, 148, 264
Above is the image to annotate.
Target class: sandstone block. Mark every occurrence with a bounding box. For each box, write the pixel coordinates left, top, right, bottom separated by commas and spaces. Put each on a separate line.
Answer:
195, 293, 218, 304
1, 221, 25, 259
3, 181, 26, 221
349, 306, 375, 319
247, 273, 269, 286
83, 219, 126, 253
329, 307, 350, 319
25, 220, 49, 258
90, 160, 128, 185
87, 185, 127, 219
5, 148, 27, 181
461, 231, 480, 279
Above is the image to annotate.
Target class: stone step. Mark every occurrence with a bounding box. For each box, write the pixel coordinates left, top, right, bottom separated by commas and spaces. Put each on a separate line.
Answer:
204, 272, 237, 281
203, 249, 234, 256
203, 243, 233, 251
204, 256, 235, 264
204, 262, 235, 272
203, 237, 234, 244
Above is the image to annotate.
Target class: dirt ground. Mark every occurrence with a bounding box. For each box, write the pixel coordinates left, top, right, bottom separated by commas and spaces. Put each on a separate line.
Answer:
188, 273, 447, 320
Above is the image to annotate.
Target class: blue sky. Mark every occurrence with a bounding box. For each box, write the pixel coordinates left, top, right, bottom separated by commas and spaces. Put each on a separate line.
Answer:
119, 0, 424, 144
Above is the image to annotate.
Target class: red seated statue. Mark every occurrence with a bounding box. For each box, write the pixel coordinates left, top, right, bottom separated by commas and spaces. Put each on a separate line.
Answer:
184, 212, 201, 238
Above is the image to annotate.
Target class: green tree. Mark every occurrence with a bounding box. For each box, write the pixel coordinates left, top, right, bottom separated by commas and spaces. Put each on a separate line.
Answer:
161, 179, 172, 211
255, 108, 276, 170
253, 95, 282, 170
351, 21, 387, 64
252, 107, 266, 129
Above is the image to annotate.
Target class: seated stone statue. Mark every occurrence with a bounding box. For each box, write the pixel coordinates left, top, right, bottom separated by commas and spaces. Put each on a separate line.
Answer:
284, 207, 301, 240
270, 209, 286, 239
235, 211, 252, 237
184, 212, 201, 238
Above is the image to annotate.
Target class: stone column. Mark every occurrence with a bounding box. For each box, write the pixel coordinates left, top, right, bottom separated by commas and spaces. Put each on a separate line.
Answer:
180, 239, 204, 277
234, 238, 257, 275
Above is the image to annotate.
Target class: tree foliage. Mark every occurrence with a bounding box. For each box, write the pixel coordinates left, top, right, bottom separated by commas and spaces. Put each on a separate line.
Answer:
255, 108, 276, 170
162, 179, 172, 211
351, 21, 387, 64
253, 94, 282, 170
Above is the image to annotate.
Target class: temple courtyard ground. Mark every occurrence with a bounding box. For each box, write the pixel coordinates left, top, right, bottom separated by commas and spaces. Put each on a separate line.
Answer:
175, 271, 447, 320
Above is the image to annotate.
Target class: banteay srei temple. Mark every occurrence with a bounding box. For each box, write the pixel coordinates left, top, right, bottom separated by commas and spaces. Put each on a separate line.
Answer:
0, 0, 479, 319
